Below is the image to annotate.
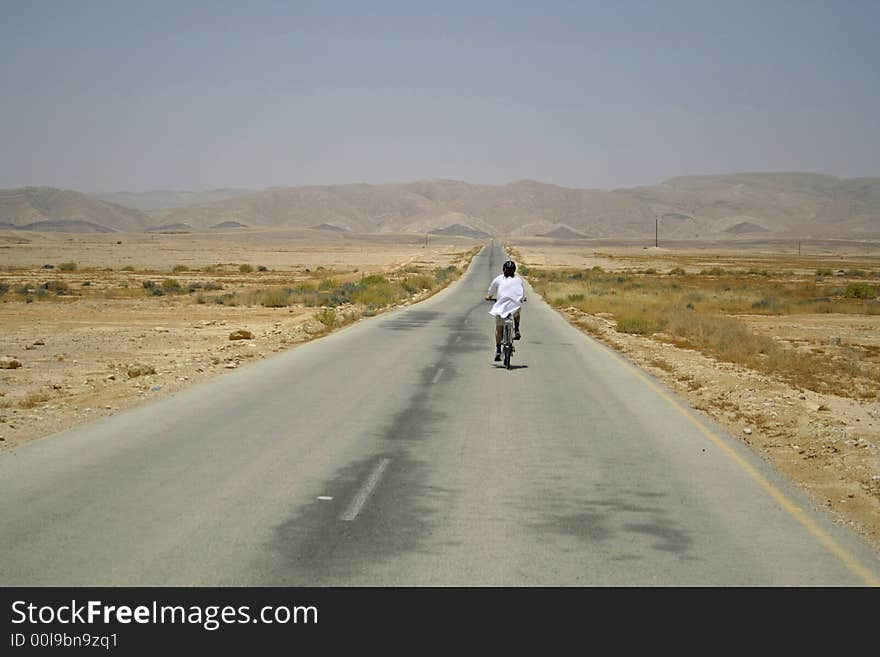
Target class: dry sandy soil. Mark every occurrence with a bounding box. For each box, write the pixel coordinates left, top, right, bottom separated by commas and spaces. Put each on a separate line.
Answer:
510, 238, 880, 553
0, 228, 479, 453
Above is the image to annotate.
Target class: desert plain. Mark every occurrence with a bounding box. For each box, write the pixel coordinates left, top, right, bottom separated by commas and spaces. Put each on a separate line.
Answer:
1, 229, 879, 554
0, 227, 480, 451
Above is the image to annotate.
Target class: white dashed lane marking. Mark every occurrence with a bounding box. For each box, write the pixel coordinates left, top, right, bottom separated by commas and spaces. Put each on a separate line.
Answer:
339, 458, 391, 522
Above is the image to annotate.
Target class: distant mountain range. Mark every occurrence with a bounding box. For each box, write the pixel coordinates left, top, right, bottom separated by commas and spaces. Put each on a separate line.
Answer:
1, 173, 878, 238
0, 187, 153, 232
95, 189, 258, 211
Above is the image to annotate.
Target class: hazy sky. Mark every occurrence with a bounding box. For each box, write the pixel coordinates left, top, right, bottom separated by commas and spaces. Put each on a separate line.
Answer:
2, 1, 878, 192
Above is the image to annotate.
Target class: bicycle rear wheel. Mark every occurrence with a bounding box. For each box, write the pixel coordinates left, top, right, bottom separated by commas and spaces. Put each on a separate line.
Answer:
502, 321, 513, 369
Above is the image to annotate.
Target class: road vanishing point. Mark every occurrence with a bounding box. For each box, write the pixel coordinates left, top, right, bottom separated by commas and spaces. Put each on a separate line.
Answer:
1, 243, 879, 586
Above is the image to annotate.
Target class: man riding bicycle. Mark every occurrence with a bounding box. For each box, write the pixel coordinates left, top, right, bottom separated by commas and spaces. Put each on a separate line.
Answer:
486, 260, 525, 362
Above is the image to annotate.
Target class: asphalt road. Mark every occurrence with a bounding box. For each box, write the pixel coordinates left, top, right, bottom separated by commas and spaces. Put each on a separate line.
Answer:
1, 243, 878, 586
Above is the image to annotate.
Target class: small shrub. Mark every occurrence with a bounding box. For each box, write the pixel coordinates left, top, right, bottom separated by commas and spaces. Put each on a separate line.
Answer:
58, 262, 77, 271
361, 274, 388, 285
318, 278, 338, 290
162, 278, 181, 292
18, 391, 50, 408
616, 315, 658, 335
260, 288, 291, 307
257, 265, 268, 272
81, 281, 91, 287
433, 266, 457, 284
315, 308, 337, 327
567, 293, 585, 302
668, 267, 686, 275
751, 297, 784, 313
41, 280, 69, 294
815, 268, 832, 277
401, 275, 435, 293
353, 282, 398, 308
844, 282, 876, 299
172, 265, 189, 273
0, 283, 8, 296
121, 265, 135, 271
239, 264, 254, 273
143, 280, 156, 289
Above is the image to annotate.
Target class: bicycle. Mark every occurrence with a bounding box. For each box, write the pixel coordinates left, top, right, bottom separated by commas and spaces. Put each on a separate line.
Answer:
500, 312, 515, 369
486, 296, 525, 370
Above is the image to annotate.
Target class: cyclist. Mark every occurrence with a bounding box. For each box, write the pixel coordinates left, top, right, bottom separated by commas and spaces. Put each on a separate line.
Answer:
486, 259, 525, 362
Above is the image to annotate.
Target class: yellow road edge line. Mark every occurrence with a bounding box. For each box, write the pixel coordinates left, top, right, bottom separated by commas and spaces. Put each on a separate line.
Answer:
609, 340, 880, 587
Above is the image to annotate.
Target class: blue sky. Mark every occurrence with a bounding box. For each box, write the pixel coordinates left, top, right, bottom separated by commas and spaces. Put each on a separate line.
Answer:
1, 0, 878, 192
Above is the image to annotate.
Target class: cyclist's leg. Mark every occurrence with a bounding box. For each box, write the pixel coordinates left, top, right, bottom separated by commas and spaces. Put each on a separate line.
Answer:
494, 315, 503, 360
513, 308, 522, 339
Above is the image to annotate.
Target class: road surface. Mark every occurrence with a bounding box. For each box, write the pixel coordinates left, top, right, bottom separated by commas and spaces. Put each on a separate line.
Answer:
1, 243, 878, 585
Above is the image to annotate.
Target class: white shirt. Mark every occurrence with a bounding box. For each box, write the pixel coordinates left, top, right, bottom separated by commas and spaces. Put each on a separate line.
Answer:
487, 274, 525, 318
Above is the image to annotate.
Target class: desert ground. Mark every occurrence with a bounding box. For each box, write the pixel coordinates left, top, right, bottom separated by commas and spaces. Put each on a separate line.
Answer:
508, 237, 880, 552
0, 228, 480, 453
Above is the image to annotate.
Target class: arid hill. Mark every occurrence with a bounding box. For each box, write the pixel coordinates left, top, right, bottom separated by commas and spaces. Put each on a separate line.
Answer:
0, 187, 152, 233
94, 189, 257, 211
2, 173, 878, 238
148, 173, 880, 239
6, 219, 117, 233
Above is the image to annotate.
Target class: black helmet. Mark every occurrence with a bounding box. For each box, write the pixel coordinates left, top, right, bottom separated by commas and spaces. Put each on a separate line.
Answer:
502, 260, 516, 276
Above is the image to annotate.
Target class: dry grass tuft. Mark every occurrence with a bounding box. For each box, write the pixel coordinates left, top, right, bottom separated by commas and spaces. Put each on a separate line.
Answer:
18, 391, 51, 409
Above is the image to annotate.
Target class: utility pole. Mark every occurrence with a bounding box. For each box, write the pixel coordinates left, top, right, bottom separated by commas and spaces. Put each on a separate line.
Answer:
798, 240, 801, 256
655, 216, 659, 248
